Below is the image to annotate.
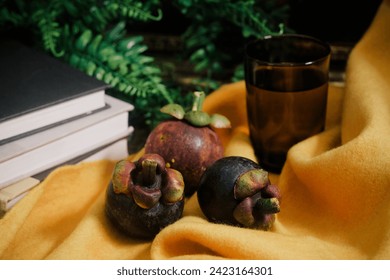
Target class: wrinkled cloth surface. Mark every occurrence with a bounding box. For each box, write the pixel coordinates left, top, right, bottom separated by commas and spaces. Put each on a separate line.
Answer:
1, 0, 390, 260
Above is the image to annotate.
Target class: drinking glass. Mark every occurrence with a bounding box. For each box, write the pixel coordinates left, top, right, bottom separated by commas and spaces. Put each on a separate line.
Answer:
245, 34, 331, 173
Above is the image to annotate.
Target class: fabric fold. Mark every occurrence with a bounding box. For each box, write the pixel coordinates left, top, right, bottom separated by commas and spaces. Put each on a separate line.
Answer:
1, 0, 390, 260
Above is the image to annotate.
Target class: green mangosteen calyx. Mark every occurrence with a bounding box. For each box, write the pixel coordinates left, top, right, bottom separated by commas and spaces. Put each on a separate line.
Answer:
111, 154, 185, 209
160, 91, 231, 128
233, 169, 280, 230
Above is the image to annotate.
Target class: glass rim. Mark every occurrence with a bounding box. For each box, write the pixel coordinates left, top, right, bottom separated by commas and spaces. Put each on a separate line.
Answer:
245, 33, 331, 67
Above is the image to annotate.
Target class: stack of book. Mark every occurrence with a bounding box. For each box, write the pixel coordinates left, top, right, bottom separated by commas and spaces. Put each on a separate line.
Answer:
0, 41, 135, 212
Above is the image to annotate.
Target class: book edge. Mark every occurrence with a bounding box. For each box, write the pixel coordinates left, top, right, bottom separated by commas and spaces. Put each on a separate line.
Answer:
0, 95, 134, 161
0, 113, 132, 188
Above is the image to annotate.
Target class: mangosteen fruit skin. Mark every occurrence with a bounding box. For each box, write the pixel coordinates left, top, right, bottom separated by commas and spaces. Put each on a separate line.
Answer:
106, 182, 184, 239
197, 156, 260, 226
197, 156, 280, 230
144, 119, 224, 197
105, 154, 185, 239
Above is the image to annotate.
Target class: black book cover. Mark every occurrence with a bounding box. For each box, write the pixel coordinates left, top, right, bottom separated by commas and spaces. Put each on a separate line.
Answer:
0, 40, 109, 123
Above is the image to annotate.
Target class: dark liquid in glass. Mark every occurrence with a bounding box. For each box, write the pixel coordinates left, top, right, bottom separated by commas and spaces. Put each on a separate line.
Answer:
246, 68, 328, 173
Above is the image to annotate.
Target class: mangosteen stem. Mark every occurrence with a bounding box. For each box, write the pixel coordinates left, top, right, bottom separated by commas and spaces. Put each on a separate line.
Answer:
191, 91, 205, 112
254, 197, 280, 214
141, 159, 158, 186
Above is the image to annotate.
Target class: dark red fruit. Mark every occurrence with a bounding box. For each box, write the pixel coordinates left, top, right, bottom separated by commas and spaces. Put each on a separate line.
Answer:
144, 91, 230, 197
145, 119, 223, 197
105, 154, 185, 239
197, 156, 281, 230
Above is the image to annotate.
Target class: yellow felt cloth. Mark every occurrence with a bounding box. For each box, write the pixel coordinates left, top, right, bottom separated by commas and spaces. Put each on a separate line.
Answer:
1, 0, 390, 260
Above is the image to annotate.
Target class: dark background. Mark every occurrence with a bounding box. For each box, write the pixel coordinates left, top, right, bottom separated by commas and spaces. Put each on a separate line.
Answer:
138, 0, 383, 45
287, 0, 383, 44
1, 1, 383, 59
138, 0, 383, 83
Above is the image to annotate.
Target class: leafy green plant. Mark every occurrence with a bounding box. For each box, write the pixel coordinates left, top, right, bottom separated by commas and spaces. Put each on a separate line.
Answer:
0, 0, 290, 128
0, 0, 176, 126
62, 22, 177, 126
173, 0, 290, 91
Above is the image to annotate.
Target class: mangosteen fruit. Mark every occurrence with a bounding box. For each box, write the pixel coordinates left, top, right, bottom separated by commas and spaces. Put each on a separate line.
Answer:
145, 91, 230, 197
197, 156, 281, 230
105, 153, 185, 239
